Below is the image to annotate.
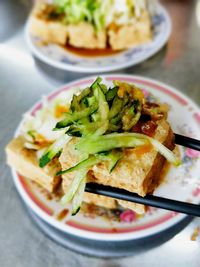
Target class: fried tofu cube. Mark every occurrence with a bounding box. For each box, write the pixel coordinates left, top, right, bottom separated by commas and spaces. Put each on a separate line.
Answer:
108, 10, 152, 50
29, 16, 68, 45
79, 192, 118, 209
6, 136, 61, 192
29, 3, 152, 50
67, 22, 106, 49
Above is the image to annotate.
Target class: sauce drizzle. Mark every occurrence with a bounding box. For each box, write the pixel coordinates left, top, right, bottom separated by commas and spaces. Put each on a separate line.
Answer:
57, 209, 68, 221
61, 44, 122, 57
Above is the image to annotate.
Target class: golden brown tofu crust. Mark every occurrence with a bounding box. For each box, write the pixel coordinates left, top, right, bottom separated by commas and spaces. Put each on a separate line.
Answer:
6, 136, 61, 192
29, 16, 68, 45
67, 22, 107, 49
108, 10, 152, 50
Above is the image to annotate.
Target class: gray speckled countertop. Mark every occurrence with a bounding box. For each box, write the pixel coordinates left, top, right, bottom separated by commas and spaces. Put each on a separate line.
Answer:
0, 0, 200, 266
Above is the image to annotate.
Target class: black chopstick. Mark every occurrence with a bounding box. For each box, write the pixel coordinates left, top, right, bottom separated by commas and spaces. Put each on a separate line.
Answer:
85, 183, 200, 217
174, 134, 200, 151
85, 134, 200, 216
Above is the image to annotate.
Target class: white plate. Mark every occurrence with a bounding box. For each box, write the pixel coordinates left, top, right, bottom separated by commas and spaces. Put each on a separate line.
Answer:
11, 75, 200, 241
25, 4, 171, 73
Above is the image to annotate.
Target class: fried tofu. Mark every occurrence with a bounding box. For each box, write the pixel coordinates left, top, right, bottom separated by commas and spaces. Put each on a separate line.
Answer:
6, 136, 117, 209
108, 10, 152, 50
67, 22, 106, 49
30, 16, 68, 45
30, 15, 106, 49
5, 119, 175, 214
29, 2, 68, 45
82, 193, 117, 209
5, 119, 174, 214
60, 119, 174, 213
29, 3, 152, 50
29, 2, 106, 49
6, 136, 61, 192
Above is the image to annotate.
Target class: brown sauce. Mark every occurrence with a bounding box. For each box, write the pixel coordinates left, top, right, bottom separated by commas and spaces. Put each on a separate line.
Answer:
57, 209, 68, 221
52, 185, 64, 202
191, 227, 200, 241
159, 161, 171, 183
61, 44, 122, 57
84, 203, 98, 214
132, 120, 158, 137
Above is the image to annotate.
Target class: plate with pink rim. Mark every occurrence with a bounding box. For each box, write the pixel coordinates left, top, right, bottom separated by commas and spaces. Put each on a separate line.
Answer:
11, 75, 200, 241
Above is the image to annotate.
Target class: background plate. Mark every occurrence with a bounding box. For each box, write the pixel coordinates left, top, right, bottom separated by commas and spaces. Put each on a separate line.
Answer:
25, 4, 171, 73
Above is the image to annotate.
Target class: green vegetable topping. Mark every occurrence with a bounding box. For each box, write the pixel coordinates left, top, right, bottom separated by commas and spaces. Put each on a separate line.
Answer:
57, 155, 102, 175
39, 134, 70, 168
75, 133, 149, 154
54, 103, 98, 130
37, 76, 180, 216
71, 176, 86, 216
51, 0, 150, 30
61, 168, 87, 205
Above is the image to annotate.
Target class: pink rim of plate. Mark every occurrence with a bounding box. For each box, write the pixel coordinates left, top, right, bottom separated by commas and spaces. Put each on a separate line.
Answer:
12, 75, 200, 241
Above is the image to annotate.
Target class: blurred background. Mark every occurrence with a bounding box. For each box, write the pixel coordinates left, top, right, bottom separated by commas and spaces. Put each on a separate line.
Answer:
0, 0, 200, 266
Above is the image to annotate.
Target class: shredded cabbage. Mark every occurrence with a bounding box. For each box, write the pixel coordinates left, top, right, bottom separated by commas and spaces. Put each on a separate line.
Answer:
21, 92, 70, 150
53, 0, 156, 30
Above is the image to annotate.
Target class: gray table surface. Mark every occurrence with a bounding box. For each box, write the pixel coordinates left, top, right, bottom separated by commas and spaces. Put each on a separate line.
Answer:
0, 0, 200, 266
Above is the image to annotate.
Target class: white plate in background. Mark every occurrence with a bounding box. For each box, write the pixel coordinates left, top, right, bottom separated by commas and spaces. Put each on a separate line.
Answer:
25, 5, 171, 73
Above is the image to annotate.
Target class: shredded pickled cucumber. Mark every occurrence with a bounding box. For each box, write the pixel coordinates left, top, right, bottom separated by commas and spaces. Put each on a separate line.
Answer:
38, 77, 180, 216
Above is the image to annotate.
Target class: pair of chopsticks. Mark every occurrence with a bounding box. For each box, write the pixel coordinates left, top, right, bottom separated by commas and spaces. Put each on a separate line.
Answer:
85, 134, 200, 217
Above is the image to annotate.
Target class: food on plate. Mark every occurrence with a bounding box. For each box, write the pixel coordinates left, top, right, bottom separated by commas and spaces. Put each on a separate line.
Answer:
6, 136, 61, 192
29, 0, 157, 50
6, 77, 180, 216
